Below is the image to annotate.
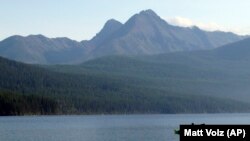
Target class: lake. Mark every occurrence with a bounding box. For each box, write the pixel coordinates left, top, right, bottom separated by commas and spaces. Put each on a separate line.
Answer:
1, 114, 250, 141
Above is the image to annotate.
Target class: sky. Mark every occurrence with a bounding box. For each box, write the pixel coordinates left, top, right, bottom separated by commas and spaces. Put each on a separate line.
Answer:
1, 0, 250, 41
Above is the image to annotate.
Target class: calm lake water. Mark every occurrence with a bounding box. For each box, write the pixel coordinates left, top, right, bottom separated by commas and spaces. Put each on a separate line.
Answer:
1, 114, 250, 141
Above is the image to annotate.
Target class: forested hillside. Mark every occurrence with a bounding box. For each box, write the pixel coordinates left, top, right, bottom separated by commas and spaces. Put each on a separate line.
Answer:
1, 56, 250, 115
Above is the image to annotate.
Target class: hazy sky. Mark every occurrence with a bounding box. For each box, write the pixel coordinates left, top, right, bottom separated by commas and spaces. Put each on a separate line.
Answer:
1, 0, 250, 41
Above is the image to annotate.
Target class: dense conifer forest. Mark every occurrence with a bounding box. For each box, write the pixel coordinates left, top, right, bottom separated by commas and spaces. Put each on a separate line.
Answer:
1, 54, 250, 115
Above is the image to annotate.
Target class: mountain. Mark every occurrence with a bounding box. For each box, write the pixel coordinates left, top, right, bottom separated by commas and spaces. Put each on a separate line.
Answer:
88, 19, 123, 47
89, 10, 244, 58
0, 9, 245, 64
0, 35, 88, 64
54, 37, 250, 103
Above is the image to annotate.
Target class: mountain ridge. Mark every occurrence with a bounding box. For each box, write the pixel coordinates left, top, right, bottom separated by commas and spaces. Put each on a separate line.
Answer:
89, 9, 244, 58
0, 9, 246, 64
0, 34, 87, 64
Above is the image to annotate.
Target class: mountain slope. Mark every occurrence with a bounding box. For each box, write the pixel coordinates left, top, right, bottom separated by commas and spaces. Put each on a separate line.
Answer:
89, 19, 123, 47
55, 37, 249, 103
212, 37, 250, 60
0, 35, 88, 64
1, 56, 250, 115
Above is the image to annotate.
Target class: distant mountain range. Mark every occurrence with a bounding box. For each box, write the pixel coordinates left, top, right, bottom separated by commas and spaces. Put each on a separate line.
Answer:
0, 35, 89, 64
0, 9, 245, 64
